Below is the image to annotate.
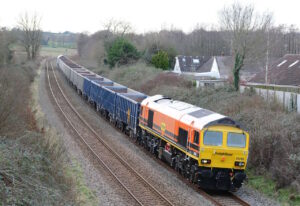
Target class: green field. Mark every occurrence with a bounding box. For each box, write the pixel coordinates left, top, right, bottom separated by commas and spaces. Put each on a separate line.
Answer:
40, 46, 77, 57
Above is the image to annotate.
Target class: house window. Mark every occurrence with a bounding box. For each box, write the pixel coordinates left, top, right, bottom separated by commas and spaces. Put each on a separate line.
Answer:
182, 58, 186, 62
193, 59, 199, 64
277, 60, 287, 67
288, 60, 299, 68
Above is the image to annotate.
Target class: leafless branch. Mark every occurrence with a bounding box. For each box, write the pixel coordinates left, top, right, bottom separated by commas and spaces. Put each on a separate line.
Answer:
17, 12, 42, 60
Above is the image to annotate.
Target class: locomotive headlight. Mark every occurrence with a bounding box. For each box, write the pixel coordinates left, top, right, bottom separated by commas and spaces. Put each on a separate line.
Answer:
235, 161, 245, 167
201, 159, 211, 164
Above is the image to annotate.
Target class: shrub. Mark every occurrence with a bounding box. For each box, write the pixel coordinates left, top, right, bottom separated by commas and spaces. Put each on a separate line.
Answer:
143, 44, 177, 69
151, 50, 169, 70
165, 47, 176, 68
106, 37, 140, 67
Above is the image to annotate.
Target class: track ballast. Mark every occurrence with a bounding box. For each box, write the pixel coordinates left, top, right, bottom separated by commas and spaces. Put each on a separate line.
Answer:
46, 60, 174, 206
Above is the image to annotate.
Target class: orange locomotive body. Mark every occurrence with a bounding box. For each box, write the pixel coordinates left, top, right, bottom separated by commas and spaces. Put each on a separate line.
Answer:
138, 95, 249, 191
139, 96, 201, 159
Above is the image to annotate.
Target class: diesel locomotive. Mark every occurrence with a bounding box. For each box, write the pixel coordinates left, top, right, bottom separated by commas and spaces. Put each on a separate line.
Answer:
57, 55, 249, 191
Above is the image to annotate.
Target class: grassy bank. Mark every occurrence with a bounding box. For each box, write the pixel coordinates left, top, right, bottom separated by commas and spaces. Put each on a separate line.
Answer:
31, 60, 97, 205
0, 59, 97, 205
78, 60, 300, 205
247, 170, 300, 206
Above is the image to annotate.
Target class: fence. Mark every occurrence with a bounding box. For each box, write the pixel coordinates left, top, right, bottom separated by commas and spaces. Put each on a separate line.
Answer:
240, 83, 300, 113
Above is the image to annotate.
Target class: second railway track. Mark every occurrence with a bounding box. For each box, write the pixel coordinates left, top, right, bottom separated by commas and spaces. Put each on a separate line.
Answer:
46, 60, 174, 206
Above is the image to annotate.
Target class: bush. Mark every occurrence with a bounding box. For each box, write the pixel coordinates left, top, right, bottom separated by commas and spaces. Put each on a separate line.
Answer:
106, 37, 140, 67
151, 50, 169, 70
143, 44, 177, 69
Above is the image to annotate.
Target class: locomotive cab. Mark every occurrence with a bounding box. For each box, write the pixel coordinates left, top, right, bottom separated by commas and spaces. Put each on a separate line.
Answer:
197, 125, 249, 190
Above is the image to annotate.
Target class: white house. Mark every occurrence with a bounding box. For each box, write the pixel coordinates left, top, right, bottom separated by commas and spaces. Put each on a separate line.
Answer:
173, 55, 221, 79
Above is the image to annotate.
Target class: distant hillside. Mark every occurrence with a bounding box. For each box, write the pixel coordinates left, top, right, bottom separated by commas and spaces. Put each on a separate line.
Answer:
42, 31, 78, 49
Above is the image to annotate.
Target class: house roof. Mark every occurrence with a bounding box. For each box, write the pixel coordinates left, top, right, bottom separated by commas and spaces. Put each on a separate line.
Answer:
250, 54, 300, 86
215, 56, 233, 77
177, 55, 210, 72
216, 56, 267, 77
176, 55, 265, 79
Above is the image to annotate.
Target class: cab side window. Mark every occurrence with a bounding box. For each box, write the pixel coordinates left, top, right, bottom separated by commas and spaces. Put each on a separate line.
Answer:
194, 131, 199, 144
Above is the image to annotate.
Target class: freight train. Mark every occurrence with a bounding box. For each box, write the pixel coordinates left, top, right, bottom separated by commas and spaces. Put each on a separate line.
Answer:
56, 55, 249, 191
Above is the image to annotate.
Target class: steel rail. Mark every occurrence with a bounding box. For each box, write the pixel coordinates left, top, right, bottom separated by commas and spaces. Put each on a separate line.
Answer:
46, 60, 174, 206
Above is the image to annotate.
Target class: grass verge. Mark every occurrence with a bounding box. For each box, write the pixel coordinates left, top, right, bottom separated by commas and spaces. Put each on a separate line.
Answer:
30, 60, 98, 205
247, 169, 300, 206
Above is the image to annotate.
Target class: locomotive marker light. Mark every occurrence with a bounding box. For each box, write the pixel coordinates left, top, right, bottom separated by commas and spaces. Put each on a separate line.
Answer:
234, 161, 245, 167
201, 159, 211, 164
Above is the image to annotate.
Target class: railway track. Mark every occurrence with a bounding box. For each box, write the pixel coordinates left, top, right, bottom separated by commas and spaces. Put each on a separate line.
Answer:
130, 139, 250, 206
46, 60, 174, 206
47, 58, 251, 206
203, 191, 250, 206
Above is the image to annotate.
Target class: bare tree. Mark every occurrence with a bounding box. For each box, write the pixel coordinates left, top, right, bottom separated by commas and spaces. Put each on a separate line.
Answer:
219, 2, 272, 90
18, 13, 42, 60
77, 33, 89, 57
103, 19, 133, 36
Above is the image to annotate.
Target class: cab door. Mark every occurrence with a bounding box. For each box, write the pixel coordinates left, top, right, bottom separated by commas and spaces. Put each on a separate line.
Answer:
148, 110, 154, 129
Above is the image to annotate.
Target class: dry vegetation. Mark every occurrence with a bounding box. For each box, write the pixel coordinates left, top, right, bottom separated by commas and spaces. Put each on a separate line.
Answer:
0, 60, 96, 205
81, 60, 300, 203
0, 61, 37, 135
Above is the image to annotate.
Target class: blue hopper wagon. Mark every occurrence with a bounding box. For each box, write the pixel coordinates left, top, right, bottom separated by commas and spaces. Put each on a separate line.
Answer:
116, 92, 147, 136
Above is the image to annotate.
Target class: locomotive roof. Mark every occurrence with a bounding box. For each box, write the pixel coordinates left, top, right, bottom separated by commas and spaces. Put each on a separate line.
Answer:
142, 95, 241, 130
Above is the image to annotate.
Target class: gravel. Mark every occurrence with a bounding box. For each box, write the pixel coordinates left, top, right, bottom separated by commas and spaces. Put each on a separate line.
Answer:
39, 63, 131, 205
235, 185, 280, 206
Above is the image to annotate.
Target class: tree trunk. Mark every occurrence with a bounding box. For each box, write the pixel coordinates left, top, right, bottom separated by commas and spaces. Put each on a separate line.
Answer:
233, 53, 245, 91
26, 46, 31, 60
31, 47, 35, 60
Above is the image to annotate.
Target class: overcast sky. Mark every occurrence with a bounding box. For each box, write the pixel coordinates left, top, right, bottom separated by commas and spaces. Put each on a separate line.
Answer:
0, 0, 299, 34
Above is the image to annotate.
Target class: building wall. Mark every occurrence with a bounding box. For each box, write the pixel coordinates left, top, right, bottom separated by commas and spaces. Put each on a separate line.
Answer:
240, 85, 300, 113
298, 94, 300, 113
173, 57, 181, 73
196, 80, 226, 88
